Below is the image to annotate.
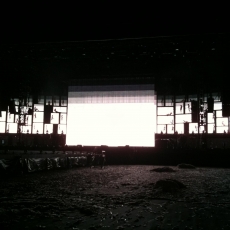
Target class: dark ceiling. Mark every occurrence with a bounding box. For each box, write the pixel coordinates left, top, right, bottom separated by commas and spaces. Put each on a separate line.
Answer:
1, 33, 230, 97
0, 4, 230, 97
1, 2, 229, 44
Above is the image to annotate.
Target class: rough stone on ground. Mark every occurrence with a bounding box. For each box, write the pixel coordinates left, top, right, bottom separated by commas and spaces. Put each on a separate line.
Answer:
150, 166, 176, 172
154, 179, 186, 192
177, 163, 196, 169
1, 166, 230, 229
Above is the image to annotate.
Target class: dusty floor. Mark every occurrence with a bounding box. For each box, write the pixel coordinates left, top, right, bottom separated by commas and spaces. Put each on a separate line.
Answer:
1, 165, 230, 230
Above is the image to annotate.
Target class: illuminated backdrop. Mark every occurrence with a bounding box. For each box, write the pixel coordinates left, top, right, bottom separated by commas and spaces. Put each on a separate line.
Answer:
66, 85, 156, 147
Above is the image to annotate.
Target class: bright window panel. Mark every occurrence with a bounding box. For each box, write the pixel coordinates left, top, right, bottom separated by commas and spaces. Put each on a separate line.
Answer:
44, 124, 53, 134
53, 107, 67, 113
61, 107, 67, 113
157, 125, 166, 134
216, 117, 228, 127
15, 106, 19, 113
175, 103, 184, 114
0, 122, 5, 133
175, 114, 191, 123
50, 113, 59, 124
60, 113, 66, 124
214, 102, 222, 110
216, 127, 228, 133
32, 123, 44, 134
157, 116, 174, 125
175, 124, 184, 134
7, 113, 14, 122
33, 112, 44, 123
58, 124, 66, 134
208, 124, 215, 133
158, 107, 173, 116
167, 124, 174, 134
34, 104, 44, 112
7, 123, 17, 133
216, 110, 222, 117
0, 111, 6, 122
53, 107, 61, 113
189, 123, 198, 134
67, 85, 156, 147
53, 107, 58, 113
208, 113, 215, 123
20, 125, 32, 134
185, 102, 192, 113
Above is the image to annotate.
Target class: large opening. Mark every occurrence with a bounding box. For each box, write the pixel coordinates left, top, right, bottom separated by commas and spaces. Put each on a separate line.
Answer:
66, 85, 156, 147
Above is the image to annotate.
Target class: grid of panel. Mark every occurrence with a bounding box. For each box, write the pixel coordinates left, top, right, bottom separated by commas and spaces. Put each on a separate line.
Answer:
157, 93, 229, 134
157, 95, 174, 134
0, 92, 229, 135
0, 96, 68, 134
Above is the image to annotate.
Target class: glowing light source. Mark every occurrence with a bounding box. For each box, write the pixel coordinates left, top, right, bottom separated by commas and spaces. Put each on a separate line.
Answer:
66, 85, 156, 147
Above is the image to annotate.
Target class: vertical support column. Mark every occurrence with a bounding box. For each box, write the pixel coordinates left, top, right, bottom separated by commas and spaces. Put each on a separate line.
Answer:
173, 94, 175, 134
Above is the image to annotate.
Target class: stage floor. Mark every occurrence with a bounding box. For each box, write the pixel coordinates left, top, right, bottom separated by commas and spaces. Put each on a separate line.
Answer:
1, 165, 230, 229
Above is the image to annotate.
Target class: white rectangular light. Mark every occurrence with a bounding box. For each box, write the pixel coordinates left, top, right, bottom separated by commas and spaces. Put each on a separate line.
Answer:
66, 85, 156, 147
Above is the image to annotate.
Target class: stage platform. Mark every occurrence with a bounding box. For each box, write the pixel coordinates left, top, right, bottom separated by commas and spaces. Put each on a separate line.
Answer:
1, 146, 230, 174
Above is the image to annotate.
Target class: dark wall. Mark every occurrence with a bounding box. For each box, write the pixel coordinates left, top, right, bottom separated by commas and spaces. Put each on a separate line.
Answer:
1, 34, 230, 96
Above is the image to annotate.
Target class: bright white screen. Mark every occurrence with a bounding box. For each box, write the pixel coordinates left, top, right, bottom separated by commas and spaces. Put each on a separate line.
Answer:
66, 85, 156, 147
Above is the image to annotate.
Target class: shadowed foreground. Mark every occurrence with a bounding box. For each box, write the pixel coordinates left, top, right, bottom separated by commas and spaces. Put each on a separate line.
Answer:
1, 165, 230, 229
